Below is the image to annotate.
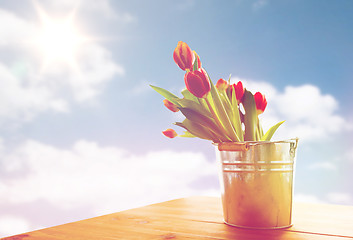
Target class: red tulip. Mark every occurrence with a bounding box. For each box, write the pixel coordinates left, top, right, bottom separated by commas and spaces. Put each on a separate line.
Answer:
216, 78, 228, 91
193, 51, 202, 69
162, 129, 177, 138
173, 41, 195, 71
184, 68, 211, 98
163, 99, 179, 112
230, 81, 245, 102
254, 92, 267, 114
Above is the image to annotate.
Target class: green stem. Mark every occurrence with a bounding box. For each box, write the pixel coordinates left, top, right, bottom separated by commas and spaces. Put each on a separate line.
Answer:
209, 82, 240, 142
205, 98, 237, 142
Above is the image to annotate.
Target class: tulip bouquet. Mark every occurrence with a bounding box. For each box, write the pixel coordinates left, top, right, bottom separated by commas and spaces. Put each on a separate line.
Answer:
151, 41, 284, 143
151, 42, 298, 229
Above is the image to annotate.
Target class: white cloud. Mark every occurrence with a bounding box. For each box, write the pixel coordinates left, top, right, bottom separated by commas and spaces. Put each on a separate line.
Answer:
39, 0, 136, 22
65, 43, 125, 102
0, 62, 70, 125
0, 216, 31, 237
0, 4, 125, 127
327, 192, 353, 205
274, 85, 348, 139
0, 9, 36, 46
0, 139, 218, 236
308, 161, 337, 171
232, 77, 277, 98
294, 193, 325, 204
343, 149, 353, 163
231, 77, 351, 142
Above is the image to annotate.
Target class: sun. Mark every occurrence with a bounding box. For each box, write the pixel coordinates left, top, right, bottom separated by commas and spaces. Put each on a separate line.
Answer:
39, 18, 80, 63
35, 5, 86, 70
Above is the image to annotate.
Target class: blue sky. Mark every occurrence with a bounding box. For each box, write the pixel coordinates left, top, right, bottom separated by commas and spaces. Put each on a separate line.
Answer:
0, 0, 352, 237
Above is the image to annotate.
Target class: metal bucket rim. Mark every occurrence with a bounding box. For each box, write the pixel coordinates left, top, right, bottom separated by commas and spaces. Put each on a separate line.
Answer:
214, 138, 299, 152
213, 138, 299, 146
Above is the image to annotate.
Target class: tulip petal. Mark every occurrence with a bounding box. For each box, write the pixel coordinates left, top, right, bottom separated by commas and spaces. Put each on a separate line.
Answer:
173, 41, 194, 71
162, 129, 178, 138
254, 91, 267, 114
235, 81, 245, 102
163, 99, 179, 112
216, 78, 228, 91
184, 69, 211, 98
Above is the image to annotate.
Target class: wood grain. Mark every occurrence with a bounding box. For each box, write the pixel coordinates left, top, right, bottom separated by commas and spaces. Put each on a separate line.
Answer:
2, 196, 353, 240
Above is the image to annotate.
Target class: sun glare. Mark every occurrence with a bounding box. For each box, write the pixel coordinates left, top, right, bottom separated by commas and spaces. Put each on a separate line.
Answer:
35, 5, 86, 70
39, 20, 79, 61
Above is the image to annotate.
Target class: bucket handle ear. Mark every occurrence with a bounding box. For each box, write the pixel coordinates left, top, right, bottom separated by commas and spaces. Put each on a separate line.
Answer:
217, 142, 249, 152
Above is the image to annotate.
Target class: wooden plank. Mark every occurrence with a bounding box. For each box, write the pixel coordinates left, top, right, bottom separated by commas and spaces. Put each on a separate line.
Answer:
2, 211, 349, 240
146, 196, 353, 237
77, 209, 352, 240
2, 196, 353, 240
126, 196, 353, 237
291, 202, 353, 238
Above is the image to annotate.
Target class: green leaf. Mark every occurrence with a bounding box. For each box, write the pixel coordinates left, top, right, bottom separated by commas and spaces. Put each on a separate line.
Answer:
176, 98, 212, 118
192, 54, 199, 71
178, 131, 196, 138
231, 90, 244, 141
150, 85, 181, 107
257, 118, 264, 139
243, 89, 258, 141
181, 88, 210, 112
178, 107, 229, 142
181, 89, 199, 102
175, 119, 216, 141
261, 121, 285, 141
219, 91, 232, 117
208, 77, 240, 142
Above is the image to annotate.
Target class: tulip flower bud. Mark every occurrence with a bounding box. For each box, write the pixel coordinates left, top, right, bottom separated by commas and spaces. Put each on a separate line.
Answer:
230, 81, 245, 102
184, 68, 211, 98
216, 78, 228, 91
254, 92, 267, 115
173, 41, 195, 71
193, 51, 202, 70
163, 99, 179, 112
162, 128, 177, 138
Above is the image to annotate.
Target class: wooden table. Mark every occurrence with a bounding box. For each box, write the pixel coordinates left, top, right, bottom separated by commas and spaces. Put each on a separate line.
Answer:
2, 196, 353, 239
